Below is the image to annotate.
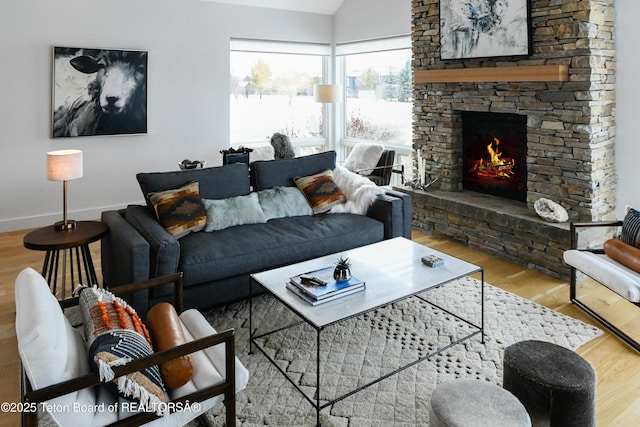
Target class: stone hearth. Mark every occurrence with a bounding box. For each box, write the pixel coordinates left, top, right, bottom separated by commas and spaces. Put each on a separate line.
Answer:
409, 0, 616, 279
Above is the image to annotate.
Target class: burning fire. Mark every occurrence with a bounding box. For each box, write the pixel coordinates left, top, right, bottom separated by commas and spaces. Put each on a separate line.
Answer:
469, 137, 516, 179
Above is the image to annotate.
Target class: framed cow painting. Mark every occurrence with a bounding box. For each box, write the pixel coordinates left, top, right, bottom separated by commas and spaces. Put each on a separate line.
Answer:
52, 47, 148, 138
439, 0, 532, 60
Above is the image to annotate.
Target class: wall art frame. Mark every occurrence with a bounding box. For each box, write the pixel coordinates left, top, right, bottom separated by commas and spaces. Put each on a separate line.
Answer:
52, 47, 148, 138
439, 0, 532, 60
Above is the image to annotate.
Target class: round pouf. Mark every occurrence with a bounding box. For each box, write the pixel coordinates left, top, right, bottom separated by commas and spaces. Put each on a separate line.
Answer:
503, 340, 596, 427
430, 379, 531, 427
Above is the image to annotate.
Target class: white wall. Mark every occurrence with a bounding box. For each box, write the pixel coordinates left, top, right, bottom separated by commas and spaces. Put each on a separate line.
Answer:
0, 0, 331, 231
614, 2, 640, 218
334, 0, 411, 43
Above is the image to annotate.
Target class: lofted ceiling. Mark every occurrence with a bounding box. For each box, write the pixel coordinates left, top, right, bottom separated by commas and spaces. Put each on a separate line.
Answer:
203, 0, 346, 15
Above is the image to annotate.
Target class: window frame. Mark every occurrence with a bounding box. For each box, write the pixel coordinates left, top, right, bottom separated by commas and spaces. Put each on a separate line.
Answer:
229, 38, 333, 154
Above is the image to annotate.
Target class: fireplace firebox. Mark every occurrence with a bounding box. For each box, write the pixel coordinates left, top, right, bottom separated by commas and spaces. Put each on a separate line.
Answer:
462, 111, 527, 202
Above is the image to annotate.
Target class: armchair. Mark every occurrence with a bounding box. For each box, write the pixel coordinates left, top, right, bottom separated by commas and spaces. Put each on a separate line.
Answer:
563, 221, 640, 352
16, 269, 249, 426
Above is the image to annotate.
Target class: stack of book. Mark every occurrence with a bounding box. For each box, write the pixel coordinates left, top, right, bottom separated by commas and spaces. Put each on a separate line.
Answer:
286, 266, 365, 306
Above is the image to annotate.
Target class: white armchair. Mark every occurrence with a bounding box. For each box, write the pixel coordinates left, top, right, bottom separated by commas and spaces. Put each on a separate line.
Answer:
15, 268, 249, 426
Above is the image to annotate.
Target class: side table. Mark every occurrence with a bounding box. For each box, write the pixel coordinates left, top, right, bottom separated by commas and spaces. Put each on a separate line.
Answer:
23, 220, 109, 299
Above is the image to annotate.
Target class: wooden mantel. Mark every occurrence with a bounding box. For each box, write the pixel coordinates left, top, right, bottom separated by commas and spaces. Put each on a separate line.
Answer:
414, 65, 569, 83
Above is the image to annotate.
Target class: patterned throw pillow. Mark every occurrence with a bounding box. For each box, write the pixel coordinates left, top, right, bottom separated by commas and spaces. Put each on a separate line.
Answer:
294, 169, 346, 214
620, 207, 640, 248
148, 180, 206, 239
79, 286, 166, 415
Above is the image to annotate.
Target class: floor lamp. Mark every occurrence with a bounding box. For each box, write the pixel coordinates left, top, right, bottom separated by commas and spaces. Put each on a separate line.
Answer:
47, 149, 83, 231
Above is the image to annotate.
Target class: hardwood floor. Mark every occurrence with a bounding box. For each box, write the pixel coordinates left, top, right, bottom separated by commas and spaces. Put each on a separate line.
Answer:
1, 227, 638, 426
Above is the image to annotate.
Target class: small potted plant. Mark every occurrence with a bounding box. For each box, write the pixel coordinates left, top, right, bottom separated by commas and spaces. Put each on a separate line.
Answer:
333, 256, 352, 283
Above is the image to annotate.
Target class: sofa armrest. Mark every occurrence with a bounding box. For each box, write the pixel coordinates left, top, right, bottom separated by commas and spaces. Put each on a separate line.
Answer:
367, 190, 412, 239
125, 205, 181, 278
101, 210, 151, 287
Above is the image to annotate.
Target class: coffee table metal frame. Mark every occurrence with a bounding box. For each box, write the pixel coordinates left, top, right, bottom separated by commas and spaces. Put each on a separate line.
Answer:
249, 238, 484, 426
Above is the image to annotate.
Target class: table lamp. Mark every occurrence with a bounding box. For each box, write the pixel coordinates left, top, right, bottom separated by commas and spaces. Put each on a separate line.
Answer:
314, 84, 343, 103
47, 149, 83, 231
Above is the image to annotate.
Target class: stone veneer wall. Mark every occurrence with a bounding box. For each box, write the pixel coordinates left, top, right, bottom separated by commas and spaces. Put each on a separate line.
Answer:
412, 0, 616, 221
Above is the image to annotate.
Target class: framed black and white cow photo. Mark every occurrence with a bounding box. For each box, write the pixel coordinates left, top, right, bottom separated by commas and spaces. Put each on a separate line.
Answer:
52, 47, 148, 138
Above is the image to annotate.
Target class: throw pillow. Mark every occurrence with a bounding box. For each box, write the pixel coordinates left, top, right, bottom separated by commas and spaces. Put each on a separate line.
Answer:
202, 192, 267, 231
343, 142, 385, 175
257, 186, 313, 221
145, 302, 193, 389
270, 132, 295, 159
604, 239, 640, 274
620, 207, 640, 248
79, 286, 166, 415
148, 180, 206, 239
294, 169, 346, 214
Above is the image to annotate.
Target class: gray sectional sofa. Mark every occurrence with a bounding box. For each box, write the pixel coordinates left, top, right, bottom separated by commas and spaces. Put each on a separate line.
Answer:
101, 151, 412, 315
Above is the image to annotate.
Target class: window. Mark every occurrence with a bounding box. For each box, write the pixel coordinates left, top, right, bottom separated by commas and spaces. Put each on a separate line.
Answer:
338, 37, 412, 147
230, 39, 330, 148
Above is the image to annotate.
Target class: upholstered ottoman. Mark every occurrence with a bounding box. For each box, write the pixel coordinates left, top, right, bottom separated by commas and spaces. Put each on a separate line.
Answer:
503, 340, 596, 427
429, 379, 531, 427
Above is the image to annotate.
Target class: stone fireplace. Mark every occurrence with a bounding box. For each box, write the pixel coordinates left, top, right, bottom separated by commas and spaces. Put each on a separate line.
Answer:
402, 0, 616, 279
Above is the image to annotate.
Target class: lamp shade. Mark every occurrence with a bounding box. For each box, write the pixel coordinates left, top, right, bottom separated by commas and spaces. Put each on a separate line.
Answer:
314, 84, 343, 103
47, 149, 83, 181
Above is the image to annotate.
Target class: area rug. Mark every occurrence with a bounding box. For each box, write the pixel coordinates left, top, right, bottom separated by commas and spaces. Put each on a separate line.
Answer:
198, 277, 602, 426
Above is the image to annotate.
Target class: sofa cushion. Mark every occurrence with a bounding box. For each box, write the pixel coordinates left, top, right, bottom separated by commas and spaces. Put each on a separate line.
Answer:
604, 239, 640, 274
137, 163, 250, 211
620, 207, 640, 247
176, 214, 384, 286
148, 180, 207, 239
294, 169, 346, 214
563, 249, 640, 303
251, 151, 337, 191
257, 186, 312, 221
15, 268, 97, 426
202, 193, 266, 232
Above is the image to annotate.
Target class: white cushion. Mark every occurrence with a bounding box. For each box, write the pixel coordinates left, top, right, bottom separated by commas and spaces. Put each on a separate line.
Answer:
564, 250, 640, 302
344, 142, 385, 175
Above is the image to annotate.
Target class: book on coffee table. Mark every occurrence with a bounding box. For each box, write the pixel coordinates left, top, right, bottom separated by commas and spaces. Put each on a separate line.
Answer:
285, 281, 364, 306
288, 266, 365, 303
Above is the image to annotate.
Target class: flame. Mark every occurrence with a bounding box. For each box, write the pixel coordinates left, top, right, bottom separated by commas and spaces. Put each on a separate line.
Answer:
488, 138, 503, 165
468, 137, 516, 180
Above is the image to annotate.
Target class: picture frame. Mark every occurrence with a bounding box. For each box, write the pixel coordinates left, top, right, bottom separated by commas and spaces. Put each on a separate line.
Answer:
52, 47, 148, 138
439, 0, 532, 60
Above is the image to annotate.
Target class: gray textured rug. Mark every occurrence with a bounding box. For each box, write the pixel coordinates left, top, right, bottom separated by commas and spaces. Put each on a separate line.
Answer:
200, 277, 602, 426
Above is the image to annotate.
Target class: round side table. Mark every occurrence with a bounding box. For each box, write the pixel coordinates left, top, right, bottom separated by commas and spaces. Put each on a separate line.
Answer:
23, 220, 108, 299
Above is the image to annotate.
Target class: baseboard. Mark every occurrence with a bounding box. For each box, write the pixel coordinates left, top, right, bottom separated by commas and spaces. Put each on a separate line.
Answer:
0, 203, 141, 233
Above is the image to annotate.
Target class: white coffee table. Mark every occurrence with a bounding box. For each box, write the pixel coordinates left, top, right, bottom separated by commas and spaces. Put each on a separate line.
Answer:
249, 237, 484, 425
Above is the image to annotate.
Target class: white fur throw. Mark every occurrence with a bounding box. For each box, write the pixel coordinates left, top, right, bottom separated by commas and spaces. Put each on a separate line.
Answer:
330, 166, 384, 215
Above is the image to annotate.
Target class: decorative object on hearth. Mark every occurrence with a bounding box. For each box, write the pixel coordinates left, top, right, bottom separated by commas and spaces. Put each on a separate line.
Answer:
270, 132, 295, 159
47, 149, 83, 231
534, 198, 568, 223
178, 159, 206, 170
333, 256, 352, 282
439, 0, 532, 60
314, 84, 343, 103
